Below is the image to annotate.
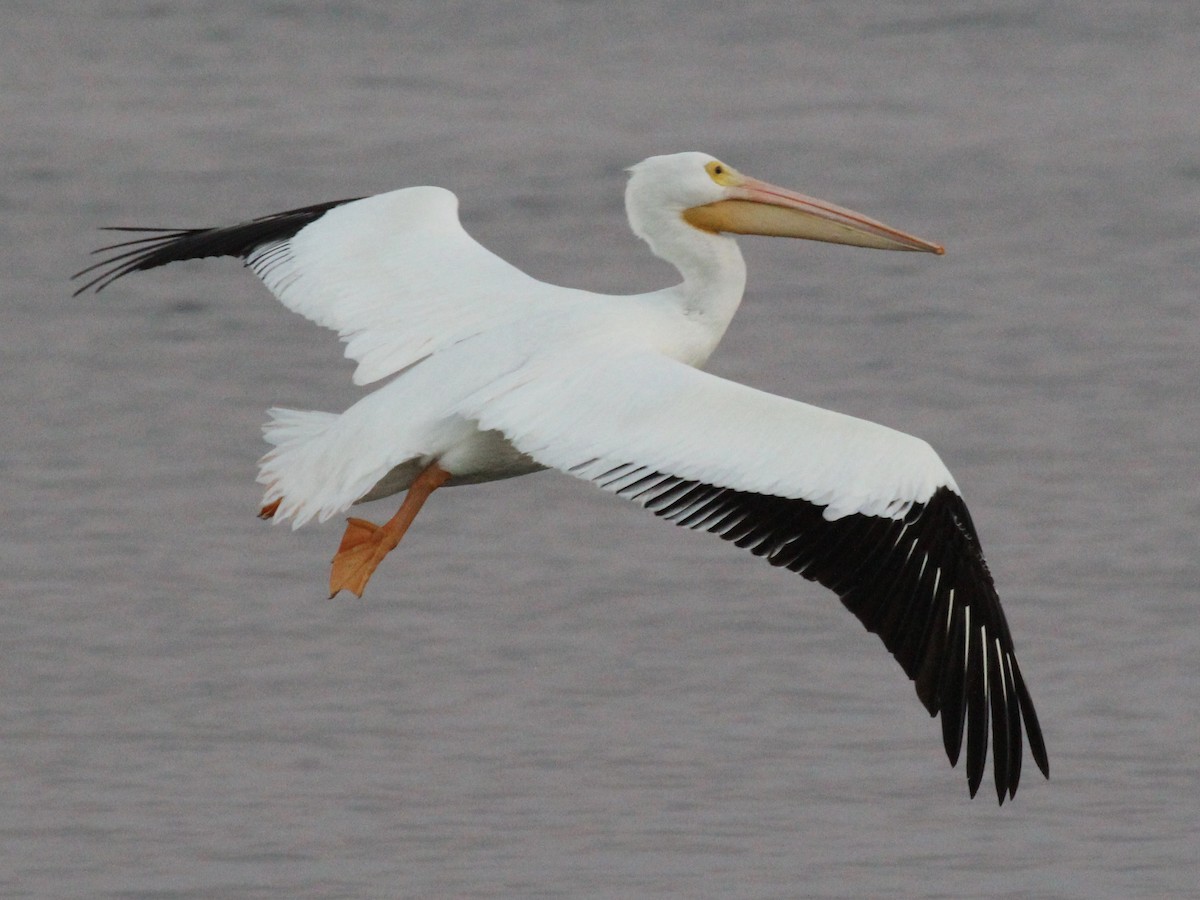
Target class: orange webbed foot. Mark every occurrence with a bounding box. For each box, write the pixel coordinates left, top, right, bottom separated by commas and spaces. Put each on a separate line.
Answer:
326, 462, 451, 599
258, 498, 282, 520
328, 517, 396, 599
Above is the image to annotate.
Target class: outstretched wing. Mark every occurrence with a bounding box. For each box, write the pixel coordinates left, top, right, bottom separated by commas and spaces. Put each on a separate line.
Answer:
458, 349, 1049, 802
75, 187, 577, 385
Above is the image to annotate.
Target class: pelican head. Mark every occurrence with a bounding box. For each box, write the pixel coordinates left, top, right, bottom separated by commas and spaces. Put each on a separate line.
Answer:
626, 152, 944, 255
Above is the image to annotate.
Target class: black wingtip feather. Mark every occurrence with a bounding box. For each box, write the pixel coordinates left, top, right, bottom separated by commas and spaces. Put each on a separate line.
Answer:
1013, 656, 1050, 779
939, 600, 968, 767
73, 196, 361, 296
964, 621, 990, 798
988, 642, 1010, 803
1004, 653, 1024, 800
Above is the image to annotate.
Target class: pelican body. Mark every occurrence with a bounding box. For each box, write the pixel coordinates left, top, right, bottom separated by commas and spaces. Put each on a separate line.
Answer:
76, 152, 1047, 802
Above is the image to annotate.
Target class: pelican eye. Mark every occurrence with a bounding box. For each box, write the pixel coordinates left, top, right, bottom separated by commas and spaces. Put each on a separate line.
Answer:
705, 160, 738, 186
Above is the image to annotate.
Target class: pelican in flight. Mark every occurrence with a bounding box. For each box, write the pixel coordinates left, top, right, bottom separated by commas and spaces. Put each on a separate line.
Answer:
76, 152, 1047, 802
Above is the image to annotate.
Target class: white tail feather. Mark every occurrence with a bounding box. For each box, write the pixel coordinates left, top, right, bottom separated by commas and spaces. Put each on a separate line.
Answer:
258, 407, 374, 527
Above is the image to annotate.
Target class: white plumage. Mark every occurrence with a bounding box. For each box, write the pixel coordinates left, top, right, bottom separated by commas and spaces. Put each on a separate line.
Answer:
76, 151, 1047, 802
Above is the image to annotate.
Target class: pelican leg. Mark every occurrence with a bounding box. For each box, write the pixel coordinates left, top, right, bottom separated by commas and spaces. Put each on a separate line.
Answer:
328, 462, 451, 598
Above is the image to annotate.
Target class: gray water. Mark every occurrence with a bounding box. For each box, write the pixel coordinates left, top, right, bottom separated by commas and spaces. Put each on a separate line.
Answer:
4, 2, 1198, 897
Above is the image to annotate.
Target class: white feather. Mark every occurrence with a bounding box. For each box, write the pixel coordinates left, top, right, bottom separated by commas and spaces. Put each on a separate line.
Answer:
246, 186, 589, 386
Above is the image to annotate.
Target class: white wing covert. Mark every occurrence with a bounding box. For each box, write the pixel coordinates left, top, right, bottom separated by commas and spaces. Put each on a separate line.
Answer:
459, 349, 953, 519
247, 187, 578, 384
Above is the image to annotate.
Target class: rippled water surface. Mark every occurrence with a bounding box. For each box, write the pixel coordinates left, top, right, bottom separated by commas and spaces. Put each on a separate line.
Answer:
4, 2, 1199, 897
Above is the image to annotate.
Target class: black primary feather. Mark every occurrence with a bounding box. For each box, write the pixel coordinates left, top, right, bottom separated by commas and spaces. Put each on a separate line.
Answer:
72, 197, 360, 295
593, 465, 1049, 803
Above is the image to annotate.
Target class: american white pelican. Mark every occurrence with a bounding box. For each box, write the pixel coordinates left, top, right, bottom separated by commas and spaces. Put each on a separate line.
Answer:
76, 152, 1048, 802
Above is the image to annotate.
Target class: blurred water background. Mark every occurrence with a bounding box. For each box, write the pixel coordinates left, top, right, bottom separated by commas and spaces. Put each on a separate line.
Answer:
3, 1, 1198, 897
